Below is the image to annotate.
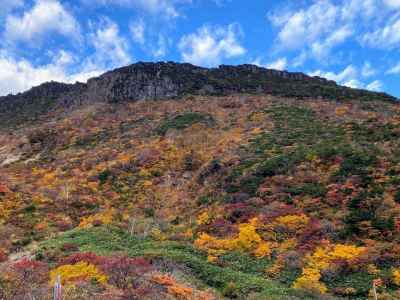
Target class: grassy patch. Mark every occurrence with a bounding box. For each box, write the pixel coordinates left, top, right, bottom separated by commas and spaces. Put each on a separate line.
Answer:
38, 226, 331, 299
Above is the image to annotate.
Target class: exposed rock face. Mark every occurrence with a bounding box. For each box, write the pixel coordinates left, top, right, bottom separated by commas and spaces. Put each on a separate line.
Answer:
85, 63, 182, 102
0, 62, 397, 127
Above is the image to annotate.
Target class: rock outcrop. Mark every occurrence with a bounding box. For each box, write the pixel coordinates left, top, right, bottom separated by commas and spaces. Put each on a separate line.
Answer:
0, 62, 397, 128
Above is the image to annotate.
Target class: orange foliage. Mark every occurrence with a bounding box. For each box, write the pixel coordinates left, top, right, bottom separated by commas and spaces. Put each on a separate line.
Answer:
152, 274, 194, 300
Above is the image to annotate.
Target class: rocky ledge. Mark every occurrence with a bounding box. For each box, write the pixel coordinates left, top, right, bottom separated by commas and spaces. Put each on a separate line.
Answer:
0, 62, 397, 127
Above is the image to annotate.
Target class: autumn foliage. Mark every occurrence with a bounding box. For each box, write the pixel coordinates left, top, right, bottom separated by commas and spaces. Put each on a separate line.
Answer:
1, 95, 400, 298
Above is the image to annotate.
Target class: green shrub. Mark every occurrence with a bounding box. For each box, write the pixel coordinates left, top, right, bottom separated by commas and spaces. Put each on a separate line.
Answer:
98, 169, 112, 185
394, 190, 400, 203
156, 112, 215, 135
284, 183, 327, 198
143, 208, 155, 217
326, 271, 375, 297
222, 282, 240, 298
332, 148, 377, 183
197, 195, 214, 206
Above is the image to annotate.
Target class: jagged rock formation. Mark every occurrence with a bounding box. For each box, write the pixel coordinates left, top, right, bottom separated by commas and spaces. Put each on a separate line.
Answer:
0, 62, 397, 127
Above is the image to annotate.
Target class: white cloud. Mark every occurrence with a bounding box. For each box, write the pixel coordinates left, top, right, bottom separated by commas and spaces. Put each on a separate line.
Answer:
86, 0, 182, 18
151, 34, 169, 58
268, 1, 364, 64
310, 65, 384, 91
89, 19, 131, 68
387, 62, 400, 74
366, 80, 383, 91
130, 19, 170, 58
266, 57, 287, 70
383, 0, 400, 8
270, 1, 339, 51
312, 65, 357, 83
343, 79, 363, 89
362, 62, 376, 77
0, 17, 133, 96
292, 51, 308, 67
178, 23, 246, 67
130, 19, 145, 45
362, 17, 400, 48
269, 0, 400, 65
340, 0, 377, 20
0, 50, 102, 96
252, 57, 288, 70
310, 65, 362, 88
129, 0, 180, 17
4, 0, 80, 44
310, 26, 353, 59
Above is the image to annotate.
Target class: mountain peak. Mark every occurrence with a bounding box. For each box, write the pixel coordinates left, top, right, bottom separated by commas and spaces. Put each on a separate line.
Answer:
0, 62, 397, 128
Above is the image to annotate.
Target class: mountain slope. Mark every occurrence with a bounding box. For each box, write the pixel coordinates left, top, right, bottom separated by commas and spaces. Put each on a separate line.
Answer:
0, 62, 396, 128
0, 63, 400, 299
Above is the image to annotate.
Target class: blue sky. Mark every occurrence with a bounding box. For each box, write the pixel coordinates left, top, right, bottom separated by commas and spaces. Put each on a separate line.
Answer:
1, 0, 400, 97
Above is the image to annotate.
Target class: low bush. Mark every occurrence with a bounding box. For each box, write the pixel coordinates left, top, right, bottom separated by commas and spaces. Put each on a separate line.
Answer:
156, 112, 215, 135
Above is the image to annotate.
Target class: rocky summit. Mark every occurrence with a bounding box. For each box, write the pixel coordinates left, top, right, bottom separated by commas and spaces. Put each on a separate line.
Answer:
0, 62, 396, 128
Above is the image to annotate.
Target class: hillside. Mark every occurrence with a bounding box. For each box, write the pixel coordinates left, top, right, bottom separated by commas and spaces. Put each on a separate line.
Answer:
0, 62, 396, 128
1, 63, 400, 299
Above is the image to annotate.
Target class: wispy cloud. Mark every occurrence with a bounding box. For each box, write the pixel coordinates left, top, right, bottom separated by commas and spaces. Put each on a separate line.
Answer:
0, 0, 24, 19
310, 65, 383, 91
362, 17, 400, 49
130, 19, 145, 45
366, 80, 383, 91
84, 0, 184, 18
88, 18, 131, 68
387, 62, 400, 74
266, 57, 288, 70
179, 23, 246, 67
269, 0, 399, 63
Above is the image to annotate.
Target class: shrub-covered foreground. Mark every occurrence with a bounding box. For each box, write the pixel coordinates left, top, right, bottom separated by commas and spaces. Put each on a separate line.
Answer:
22, 225, 332, 299
2, 95, 400, 299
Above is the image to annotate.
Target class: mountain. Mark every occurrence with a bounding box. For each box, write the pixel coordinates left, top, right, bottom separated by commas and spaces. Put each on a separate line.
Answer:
0, 62, 396, 128
1, 62, 400, 300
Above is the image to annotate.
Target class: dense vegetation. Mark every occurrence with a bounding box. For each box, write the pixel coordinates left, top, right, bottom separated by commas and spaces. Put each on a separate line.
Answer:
1, 94, 400, 299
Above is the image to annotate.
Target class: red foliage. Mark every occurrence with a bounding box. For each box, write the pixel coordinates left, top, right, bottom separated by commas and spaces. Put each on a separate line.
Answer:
92, 219, 104, 227
100, 256, 153, 289
58, 252, 106, 266
123, 286, 153, 298
225, 203, 257, 223
136, 149, 162, 167
297, 219, 325, 252
0, 249, 7, 262
208, 218, 236, 237
12, 258, 46, 271
11, 258, 48, 283
395, 218, 400, 232
54, 220, 73, 231
259, 204, 299, 220
60, 243, 79, 252
0, 184, 10, 194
